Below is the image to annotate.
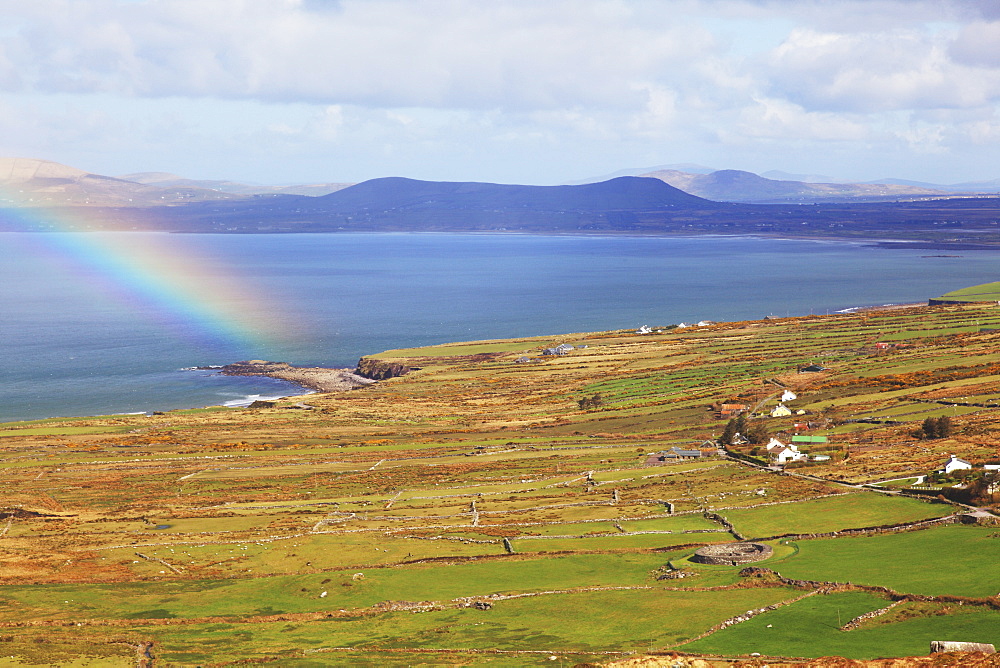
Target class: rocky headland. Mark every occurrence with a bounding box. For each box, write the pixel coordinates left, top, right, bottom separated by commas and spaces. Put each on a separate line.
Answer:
218, 360, 376, 393
355, 357, 412, 380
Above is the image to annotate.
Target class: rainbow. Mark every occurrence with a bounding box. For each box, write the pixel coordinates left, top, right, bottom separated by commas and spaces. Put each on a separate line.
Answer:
2, 203, 301, 353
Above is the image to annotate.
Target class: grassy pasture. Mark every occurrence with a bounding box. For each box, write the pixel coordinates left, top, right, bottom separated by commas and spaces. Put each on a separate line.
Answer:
937, 280, 1000, 301
0, 424, 137, 437
684, 590, 1000, 659
0, 553, 670, 622
618, 515, 722, 532
770, 524, 1000, 597
513, 532, 729, 553
130, 586, 800, 664
869, 477, 922, 488
800, 374, 1000, 409
852, 403, 983, 420
720, 493, 953, 539
373, 339, 545, 358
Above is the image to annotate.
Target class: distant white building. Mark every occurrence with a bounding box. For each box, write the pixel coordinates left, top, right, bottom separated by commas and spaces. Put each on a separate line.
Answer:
780, 390, 798, 402
940, 454, 973, 475
764, 439, 806, 464
636, 325, 652, 334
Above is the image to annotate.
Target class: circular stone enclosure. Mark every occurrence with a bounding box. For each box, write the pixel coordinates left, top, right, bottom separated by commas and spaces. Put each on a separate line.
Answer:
691, 542, 773, 565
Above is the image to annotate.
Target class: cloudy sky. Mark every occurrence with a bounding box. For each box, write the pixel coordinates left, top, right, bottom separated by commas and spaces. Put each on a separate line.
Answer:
1, 0, 998, 185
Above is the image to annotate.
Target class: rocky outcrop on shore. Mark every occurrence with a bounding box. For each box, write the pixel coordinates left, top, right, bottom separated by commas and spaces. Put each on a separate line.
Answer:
219, 361, 376, 393
355, 357, 411, 380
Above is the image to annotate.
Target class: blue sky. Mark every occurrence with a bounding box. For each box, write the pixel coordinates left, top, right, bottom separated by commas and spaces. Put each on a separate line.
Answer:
1, 0, 998, 185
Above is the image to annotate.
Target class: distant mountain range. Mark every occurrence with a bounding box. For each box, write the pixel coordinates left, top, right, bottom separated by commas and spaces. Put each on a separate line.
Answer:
581, 164, 1000, 203
309, 175, 710, 212
0, 157, 236, 207
120, 171, 353, 197
2, 157, 999, 209
0, 158, 352, 208
1, 157, 999, 246
133, 175, 726, 234
638, 168, 950, 203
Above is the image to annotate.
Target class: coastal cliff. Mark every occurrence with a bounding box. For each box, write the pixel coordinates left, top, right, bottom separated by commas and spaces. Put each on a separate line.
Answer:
355, 357, 411, 380
219, 360, 375, 393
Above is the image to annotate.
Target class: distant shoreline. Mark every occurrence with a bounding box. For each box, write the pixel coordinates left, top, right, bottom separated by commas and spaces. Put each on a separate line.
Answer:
9, 228, 1000, 250
0, 299, 962, 425
835, 302, 928, 313
217, 304, 935, 402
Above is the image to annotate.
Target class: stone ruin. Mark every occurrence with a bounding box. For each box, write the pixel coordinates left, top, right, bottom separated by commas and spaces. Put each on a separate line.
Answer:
930, 641, 996, 654
691, 542, 773, 565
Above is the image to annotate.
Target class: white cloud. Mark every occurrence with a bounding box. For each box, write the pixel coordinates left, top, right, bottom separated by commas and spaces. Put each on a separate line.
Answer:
764, 27, 1000, 112
966, 117, 1000, 145
4, 0, 721, 111
0, 0, 999, 184
733, 96, 870, 141
950, 20, 1000, 67
9, 2, 998, 116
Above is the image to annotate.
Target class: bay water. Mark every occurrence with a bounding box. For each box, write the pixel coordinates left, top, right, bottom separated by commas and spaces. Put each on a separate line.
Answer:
3, 232, 996, 422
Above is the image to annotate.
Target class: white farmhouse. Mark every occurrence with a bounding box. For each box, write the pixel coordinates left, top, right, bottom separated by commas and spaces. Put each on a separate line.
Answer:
780, 390, 798, 402
765, 439, 806, 464
940, 454, 972, 475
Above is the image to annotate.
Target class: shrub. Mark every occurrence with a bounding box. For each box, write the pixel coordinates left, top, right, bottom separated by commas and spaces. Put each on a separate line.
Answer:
918, 416, 954, 439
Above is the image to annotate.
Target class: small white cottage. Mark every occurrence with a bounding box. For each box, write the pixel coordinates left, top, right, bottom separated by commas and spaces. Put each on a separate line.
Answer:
940, 454, 972, 475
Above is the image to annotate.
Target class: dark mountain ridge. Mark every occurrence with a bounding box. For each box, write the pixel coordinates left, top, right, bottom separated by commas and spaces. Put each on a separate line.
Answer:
310, 175, 715, 212
3, 171, 998, 247
120, 175, 727, 234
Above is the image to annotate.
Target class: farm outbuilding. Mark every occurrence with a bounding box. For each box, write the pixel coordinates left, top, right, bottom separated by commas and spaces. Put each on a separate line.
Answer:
792, 435, 828, 445
645, 447, 704, 465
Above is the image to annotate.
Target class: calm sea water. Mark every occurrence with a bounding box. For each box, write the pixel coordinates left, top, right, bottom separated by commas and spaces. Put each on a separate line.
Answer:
3, 232, 997, 422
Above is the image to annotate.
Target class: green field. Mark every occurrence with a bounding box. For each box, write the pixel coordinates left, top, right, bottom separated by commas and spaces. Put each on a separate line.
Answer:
0, 553, 670, 622
513, 532, 727, 552
683, 590, 1000, 659
769, 524, 1000, 597
935, 280, 1000, 302
720, 493, 953, 539
135, 587, 800, 664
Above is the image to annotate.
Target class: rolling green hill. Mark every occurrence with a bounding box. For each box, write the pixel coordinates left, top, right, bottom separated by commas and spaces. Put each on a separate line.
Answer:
931, 280, 1000, 304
